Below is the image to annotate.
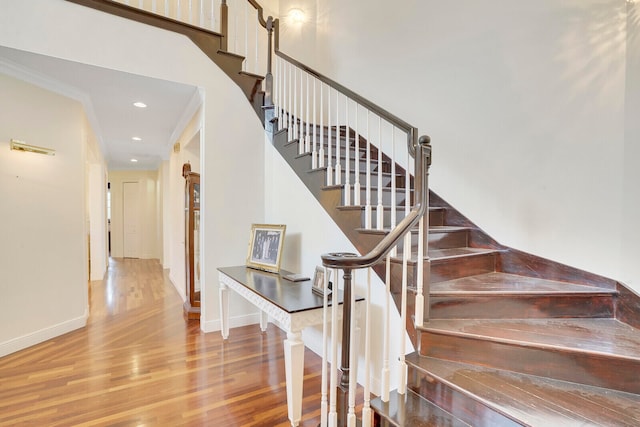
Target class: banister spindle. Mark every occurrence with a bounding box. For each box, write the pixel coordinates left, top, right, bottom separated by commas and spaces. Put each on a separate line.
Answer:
335, 92, 342, 186
306, 73, 311, 153
326, 86, 333, 186
391, 129, 397, 233
320, 266, 330, 427
313, 77, 320, 169
382, 254, 391, 402
353, 103, 361, 206
328, 267, 339, 426
242, 0, 248, 70
365, 110, 372, 229
376, 117, 384, 230
361, 268, 372, 427
344, 97, 351, 206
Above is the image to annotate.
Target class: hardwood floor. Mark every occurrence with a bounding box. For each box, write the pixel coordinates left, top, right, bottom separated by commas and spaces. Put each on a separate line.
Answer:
0, 258, 327, 426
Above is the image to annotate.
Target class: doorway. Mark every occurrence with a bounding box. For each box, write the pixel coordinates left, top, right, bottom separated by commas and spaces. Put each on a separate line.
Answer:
123, 181, 140, 258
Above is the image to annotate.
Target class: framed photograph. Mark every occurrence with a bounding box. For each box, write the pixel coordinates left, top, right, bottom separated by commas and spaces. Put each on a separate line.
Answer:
246, 224, 286, 273
311, 266, 332, 297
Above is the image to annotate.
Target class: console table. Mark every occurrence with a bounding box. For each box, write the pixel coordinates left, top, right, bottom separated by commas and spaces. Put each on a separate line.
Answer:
218, 266, 358, 427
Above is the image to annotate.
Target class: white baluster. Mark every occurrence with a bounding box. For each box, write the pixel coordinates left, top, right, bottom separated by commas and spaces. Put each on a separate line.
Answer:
299, 67, 304, 149
381, 254, 391, 402
398, 233, 410, 395
210, 0, 216, 31
361, 268, 372, 427
415, 216, 424, 328
320, 266, 330, 427
344, 98, 351, 206
391, 130, 397, 257
188, 0, 193, 24
278, 58, 282, 130
405, 130, 410, 219
347, 269, 357, 427
304, 73, 313, 153
313, 77, 319, 169
164, 0, 169, 19
233, 0, 238, 53
364, 110, 372, 229
177, 0, 181, 21
326, 86, 333, 186
243, 0, 248, 71
353, 103, 361, 206
328, 269, 339, 427
198, 0, 204, 28
335, 92, 342, 185
293, 67, 302, 147
288, 63, 293, 141
151, 0, 157, 13
255, 10, 259, 74
376, 117, 384, 230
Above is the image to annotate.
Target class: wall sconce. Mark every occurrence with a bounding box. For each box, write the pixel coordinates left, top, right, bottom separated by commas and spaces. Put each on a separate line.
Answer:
288, 8, 305, 25
10, 139, 56, 156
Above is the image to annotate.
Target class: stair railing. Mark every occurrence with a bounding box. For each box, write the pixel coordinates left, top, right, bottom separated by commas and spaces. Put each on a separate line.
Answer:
264, 13, 432, 427
112, 0, 269, 76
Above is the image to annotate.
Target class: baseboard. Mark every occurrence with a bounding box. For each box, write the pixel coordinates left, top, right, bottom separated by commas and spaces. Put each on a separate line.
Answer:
169, 272, 186, 302
201, 312, 261, 333
0, 308, 89, 358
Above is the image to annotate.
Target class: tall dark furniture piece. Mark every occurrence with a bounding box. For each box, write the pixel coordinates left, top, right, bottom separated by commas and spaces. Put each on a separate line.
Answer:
182, 163, 201, 320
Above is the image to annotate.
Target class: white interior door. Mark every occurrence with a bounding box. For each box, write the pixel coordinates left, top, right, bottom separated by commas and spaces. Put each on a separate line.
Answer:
123, 182, 140, 258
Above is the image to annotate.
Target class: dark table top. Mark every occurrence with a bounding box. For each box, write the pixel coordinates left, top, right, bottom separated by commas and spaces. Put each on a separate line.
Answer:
218, 266, 360, 314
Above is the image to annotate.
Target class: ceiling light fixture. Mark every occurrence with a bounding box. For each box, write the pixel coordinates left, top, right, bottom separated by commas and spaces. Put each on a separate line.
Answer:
132, 137, 142, 141
130, 158, 138, 162
133, 101, 147, 108
289, 8, 305, 24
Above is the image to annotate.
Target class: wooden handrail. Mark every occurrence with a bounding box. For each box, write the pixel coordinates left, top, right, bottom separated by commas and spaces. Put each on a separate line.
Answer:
322, 135, 432, 270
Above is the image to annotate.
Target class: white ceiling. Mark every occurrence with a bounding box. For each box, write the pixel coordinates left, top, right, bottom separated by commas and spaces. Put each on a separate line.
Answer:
0, 45, 199, 170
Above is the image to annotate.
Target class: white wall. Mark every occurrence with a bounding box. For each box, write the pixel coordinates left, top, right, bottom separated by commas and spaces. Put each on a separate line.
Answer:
0, 74, 88, 356
0, 0, 266, 332
85, 113, 109, 281
622, 1, 640, 290
279, 0, 635, 291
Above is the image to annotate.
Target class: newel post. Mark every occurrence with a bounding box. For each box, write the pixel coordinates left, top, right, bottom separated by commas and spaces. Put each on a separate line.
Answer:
220, 0, 228, 51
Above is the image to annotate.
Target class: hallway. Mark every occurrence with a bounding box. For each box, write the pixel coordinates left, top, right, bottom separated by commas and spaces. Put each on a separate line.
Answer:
0, 258, 325, 426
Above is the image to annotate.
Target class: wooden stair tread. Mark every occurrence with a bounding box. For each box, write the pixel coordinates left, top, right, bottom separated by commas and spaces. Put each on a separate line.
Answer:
406, 353, 640, 427
357, 225, 467, 235
431, 272, 616, 295
421, 318, 640, 359
370, 389, 471, 427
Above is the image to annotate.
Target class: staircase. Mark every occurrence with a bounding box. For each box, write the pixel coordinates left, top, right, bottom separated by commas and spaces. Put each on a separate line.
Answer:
65, 1, 640, 425
273, 118, 640, 426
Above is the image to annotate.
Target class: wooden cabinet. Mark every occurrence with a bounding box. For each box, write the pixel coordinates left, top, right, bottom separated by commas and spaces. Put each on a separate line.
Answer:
183, 163, 201, 320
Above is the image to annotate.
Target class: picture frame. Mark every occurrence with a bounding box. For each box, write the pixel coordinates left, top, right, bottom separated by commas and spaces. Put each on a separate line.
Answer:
311, 266, 332, 297
246, 224, 286, 273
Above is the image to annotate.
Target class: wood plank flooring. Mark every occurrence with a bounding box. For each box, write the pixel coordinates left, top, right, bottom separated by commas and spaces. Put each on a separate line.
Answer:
0, 258, 327, 426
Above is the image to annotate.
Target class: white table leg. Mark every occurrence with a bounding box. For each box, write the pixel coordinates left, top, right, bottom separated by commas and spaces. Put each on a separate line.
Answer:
260, 311, 268, 332
284, 330, 304, 427
219, 281, 229, 339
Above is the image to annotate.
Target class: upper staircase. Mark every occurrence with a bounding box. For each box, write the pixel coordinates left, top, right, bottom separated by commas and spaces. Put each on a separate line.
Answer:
65, 1, 640, 425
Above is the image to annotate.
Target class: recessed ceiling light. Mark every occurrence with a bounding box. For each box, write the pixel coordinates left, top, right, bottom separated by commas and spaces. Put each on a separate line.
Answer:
133, 102, 147, 108
130, 158, 138, 162
132, 137, 142, 141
